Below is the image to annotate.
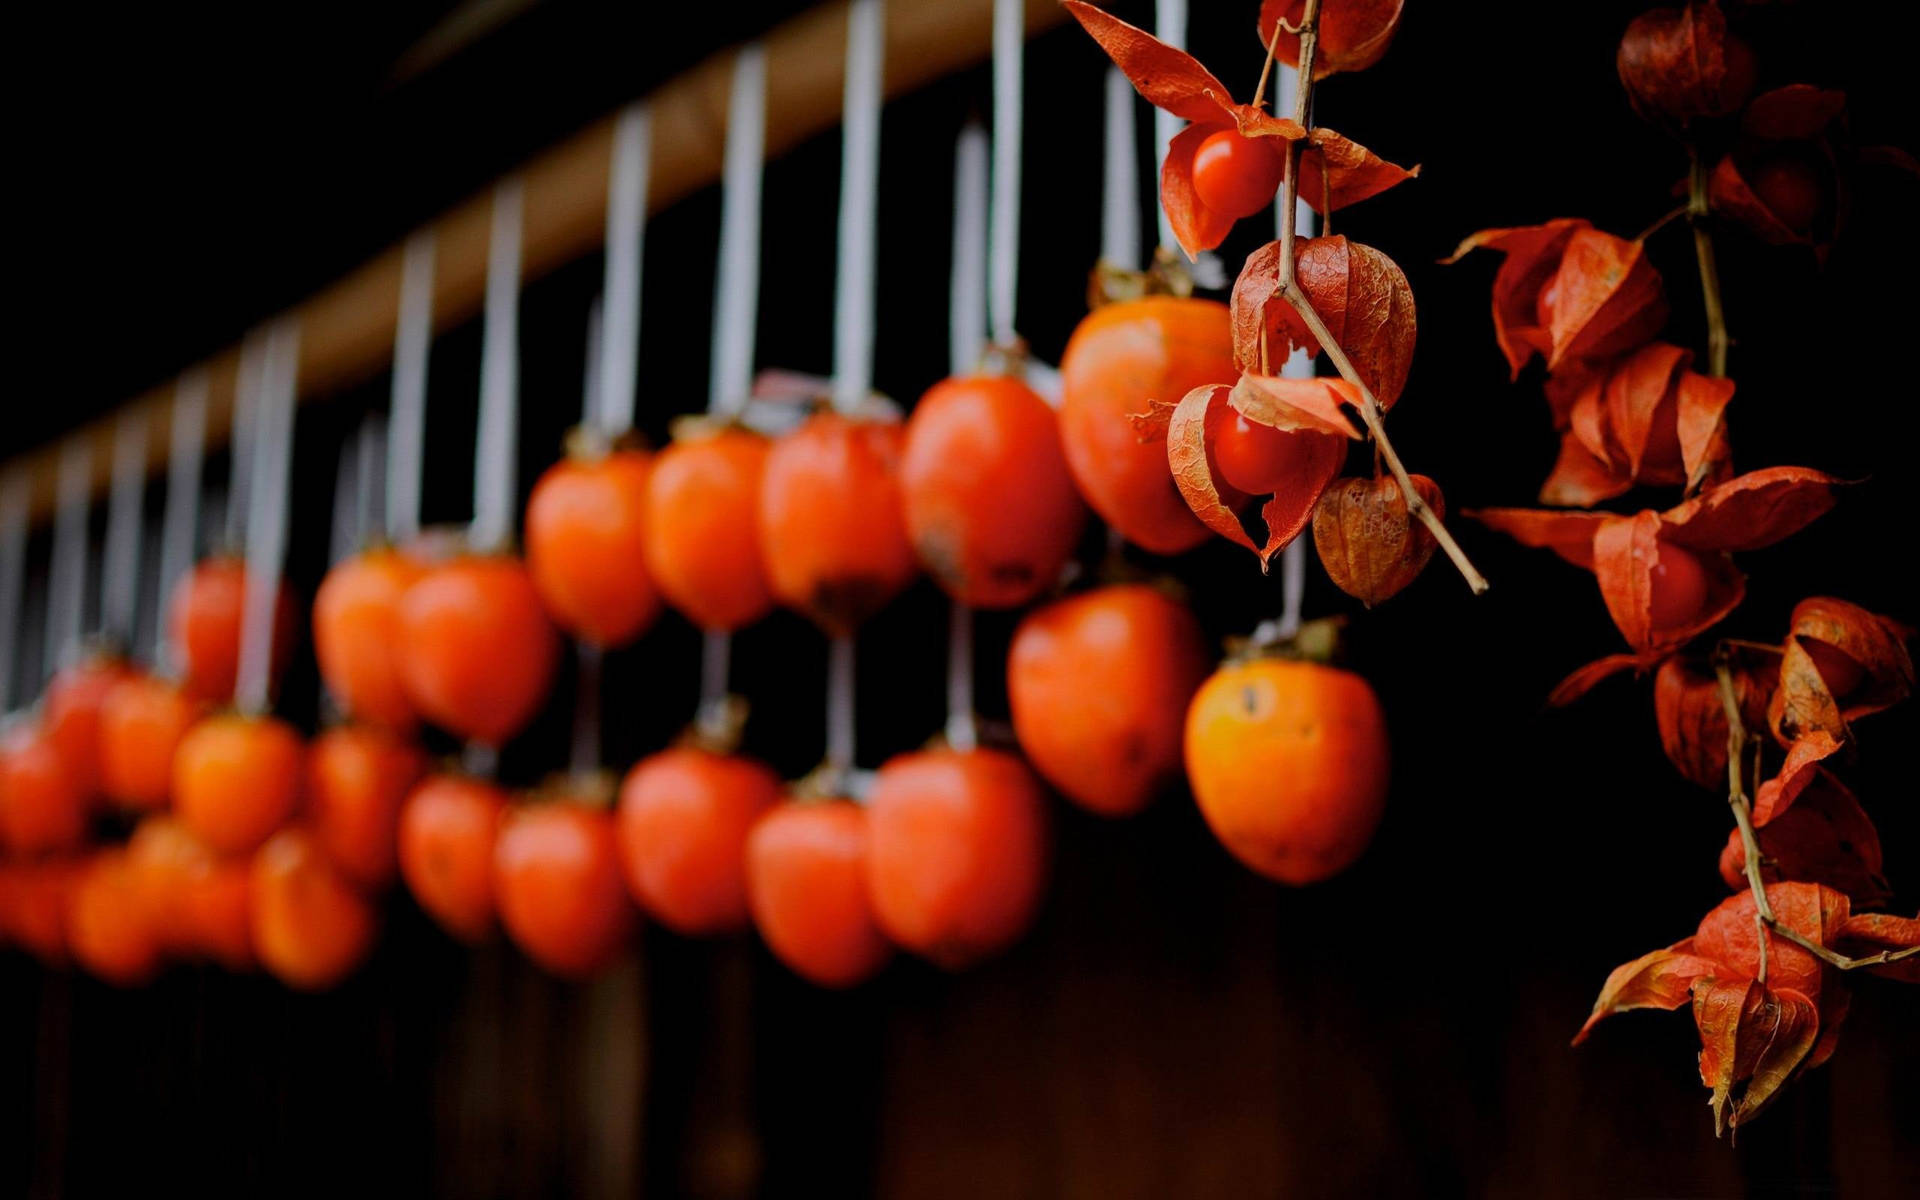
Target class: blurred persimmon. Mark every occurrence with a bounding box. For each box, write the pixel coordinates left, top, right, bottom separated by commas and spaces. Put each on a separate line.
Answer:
1007, 584, 1210, 817
866, 747, 1049, 969
183, 857, 255, 972
746, 799, 892, 988
126, 814, 210, 955
398, 773, 505, 944
1184, 657, 1390, 885
250, 827, 377, 990
7, 860, 81, 965
642, 425, 774, 632
306, 724, 427, 891
396, 555, 560, 746
0, 724, 89, 856
313, 546, 423, 730
67, 849, 163, 986
43, 656, 135, 797
492, 797, 634, 977
616, 746, 779, 936
165, 556, 298, 703
172, 714, 305, 856
98, 674, 204, 811
525, 444, 663, 647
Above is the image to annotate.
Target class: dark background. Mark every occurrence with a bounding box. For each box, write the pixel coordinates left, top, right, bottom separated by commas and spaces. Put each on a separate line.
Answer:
5, 1, 1919, 1196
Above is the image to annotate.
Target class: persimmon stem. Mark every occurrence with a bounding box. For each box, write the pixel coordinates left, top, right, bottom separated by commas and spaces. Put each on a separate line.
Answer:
1687, 146, 1729, 379
1761, 920, 1920, 970
1715, 650, 1774, 982
1250, 18, 1285, 112
1272, 0, 1488, 596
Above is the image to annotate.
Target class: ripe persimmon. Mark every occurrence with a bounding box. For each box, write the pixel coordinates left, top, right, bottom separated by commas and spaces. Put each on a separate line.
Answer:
250, 827, 377, 990
312, 546, 423, 730
398, 773, 505, 943
43, 656, 135, 797
306, 724, 428, 891
1184, 657, 1390, 885
758, 412, 917, 634
642, 426, 775, 631
0, 725, 89, 856
172, 714, 305, 856
900, 375, 1087, 608
1059, 297, 1237, 553
183, 858, 255, 971
98, 674, 204, 811
7, 860, 80, 965
866, 747, 1049, 969
746, 799, 892, 988
1007, 584, 1210, 817
525, 445, 663, 647
493, 798, 635, 977
67, 849, 163, 986
396, 555, 560, 746
126, 815, 211, 955
615, 746, 779, 936
1191, 130, 1286, 221
166, 556, 298, 703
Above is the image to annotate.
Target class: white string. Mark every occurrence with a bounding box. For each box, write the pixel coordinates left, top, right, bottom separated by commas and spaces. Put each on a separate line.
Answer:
1154, 0, 1187, 254
826, 634, 857, 776
0, 473, 28, 708
711, 44, 768, 417
225, 331, 268, 549
46, 440, 91, 675
989, 0, 1022, 348
234, 320, 300, 715
356, 416, 385, 549
472, 179, 524, 553
696, 629, 733, 734
599, 104, 650, 436
329, 427, 361, 569
944, 604, 977, 752
831, 0, 885, 414
1276, 63, 1318, 639
1102, 68, 1142, 271
156, 372, 208, 672
102, 410, 148, 648
388, 231, 435, 545
950, 124, 989, 373
581, 297, 605, 425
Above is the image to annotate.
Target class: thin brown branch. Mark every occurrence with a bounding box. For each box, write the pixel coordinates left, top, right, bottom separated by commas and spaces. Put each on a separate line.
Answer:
1635, 202, 1689, 244
1249, 18, 1286, 112
1715, 651, 1775, 980
1763, 919, 1920, 971
1687, 146, 1729, 380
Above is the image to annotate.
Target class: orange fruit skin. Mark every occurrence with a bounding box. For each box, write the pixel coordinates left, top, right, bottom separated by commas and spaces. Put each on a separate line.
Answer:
493, 802, 635, 978
173, 714, 305, 856
4, 860, 81, 964
758, 412, 917, 634
313, 547, 423, 731
900, 375, 1087, 609
866, 747, 1050, 969
398, 774, 505, 944
126, 815, 210, 956
1007, 585, 1210, 817
1059, 297, 1237, 554
615, 746, 780, 937
0, 726, 90, 857
67, 849, 163, 986
99, 674, 204, 811
643, 428, 775, 632
395, 556, 560, 747
305, 725, 428, 891
43, 657, 135, 797
525, 448, 663, 647
250, 827, 377, 990
166, 557, 299, 703
746, 800, 893, 988
184, 858, 255, 972
1184, 658, 1391, 886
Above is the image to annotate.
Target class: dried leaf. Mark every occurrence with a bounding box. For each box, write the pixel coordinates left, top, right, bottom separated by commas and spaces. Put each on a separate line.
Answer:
1537, 343, 1733, 505
1721, 759, 1888, 905
1750, 731, 1843, 825
1165, 383, 1344, 570
1257, 0, 1405, 79
1768, 597, 1915, 745
1465, 507, 1610, 569
1691, 977, 1819, 1136
1617, 1, 1752, 128
1573, 941, 1719, 1044
1741, 85, 1847, 141
1312, 474, 1443, 606
1539, 433, 1633, 508
1229, 373, 1363, 438
1547, 652, 1658, 706
1065, 1, 1236, 126
1660, 466, 1844, 553
1709, 155, 1816, 248
1675, 371, 1736, 492
1694, 883, 1850, 1001
1654, 652, 1776, 789
1297, 128, 1419, 214
1230, 237, 1416, 404
1127, 397, 1178, 443
1592, 510, 1745, 654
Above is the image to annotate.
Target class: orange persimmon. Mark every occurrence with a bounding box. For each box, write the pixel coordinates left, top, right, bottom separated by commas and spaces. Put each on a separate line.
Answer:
313, 546, 423, 730
67, 849, 163, 986
42, 656, 135, 797
305, 724, 428, 891
493, 798, 635, 978
398, 773, 506, 944
746, 799, 893, 988
615, 746, 780, 937
165, 556, 298, 703
172, 714, 305, 856
0, 724, 89, 856
643, 426, 775, 631
98, 673, 204, 811
250, 827, 378, 990
524, 446, 663, 647
395, 555, 561, 746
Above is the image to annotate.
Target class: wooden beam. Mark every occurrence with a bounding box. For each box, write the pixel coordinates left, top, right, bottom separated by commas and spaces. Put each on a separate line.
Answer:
5, 0, 1068, 526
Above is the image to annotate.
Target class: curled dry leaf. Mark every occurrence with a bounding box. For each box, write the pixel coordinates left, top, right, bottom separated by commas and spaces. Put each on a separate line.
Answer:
1653, 651, 1775, 788
1719, 733, 1887, 904
1768, 596, 1915, 747
1258, 0, 1405, 79
1297, 129, 1420, 215
1616, 1, 1755, 128
1231, 236, 1416, 406
1692, 977, 1819, 1137
1312, 474, 1443, 606
1445, 219, 1668, 379
1711, 86, 1849, 252
1539, 342, 1734, 506
1572, 941, 1721, 1044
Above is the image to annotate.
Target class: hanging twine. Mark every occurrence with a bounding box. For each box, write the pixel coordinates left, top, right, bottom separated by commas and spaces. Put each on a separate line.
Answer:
234, 320, 300, 716
155, 372, 208, 673
598, 105, 651, 437
0, 473, 28, 709
470, 180, 525, 555
388, 232, 435, 546
46, 440, 91, 676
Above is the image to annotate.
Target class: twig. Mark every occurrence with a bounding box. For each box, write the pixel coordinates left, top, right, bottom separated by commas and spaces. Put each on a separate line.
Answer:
1273, 0, 1488, 595
1687, 146, 1729, 380
1249, 18, 1285, 112
1763, 919, 1920, 971
1635, 203, 1689, 244
1715, 651, 1774, 981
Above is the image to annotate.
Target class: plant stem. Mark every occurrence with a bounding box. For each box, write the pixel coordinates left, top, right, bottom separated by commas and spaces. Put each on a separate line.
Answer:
1762, 919, 1920, 971
1687, 147, 1729, 379
1273, 0, 1488, 595
1715, 652, 1774, 982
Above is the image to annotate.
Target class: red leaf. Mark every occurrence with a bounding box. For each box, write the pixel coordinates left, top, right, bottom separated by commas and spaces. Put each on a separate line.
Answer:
1312, 474, 1443, 606
1767, 597, 1915, 746
1547, 652, 1656, 707
1444, 218, 1586, 379
1466, 507, 1609, 569
1750, 731, 1843, 825
1691, 977, 1819, 1136
1660, 466, 1844, 553
1127, 397, 1178, 444
1572, 941, 1719, 1044
1229, 373, 1363, 439
1065, 2, 1236, 126
1592, 510, 1745, 654
1229, 237, 1417, 404
1539, 433, 1632, 508
1710, 155, 1815, 248
1296, 128, 1418, 214
1694, 883, 1850, 1002
1675, 370, 1736, 493
1654, 652, 1776, 789
1257, 1, 1405, 79
1165, 383, 1344, 570
1616, 1, 1752, 128
1722, 757, 1888, 906
1741, 85, 1847, 141
1538, 343, 1733, 505
1542, 229, 1671, 372
1162, 123, 1240, 259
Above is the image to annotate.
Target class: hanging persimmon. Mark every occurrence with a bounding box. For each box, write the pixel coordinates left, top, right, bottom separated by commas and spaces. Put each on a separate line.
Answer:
1059, 296, 1238, 554
642, 424, 775, 632
250, 827, 378, 990
746, 798, 893, 988
1007, 584, 1210, 817
66, 848, 163, 987
172, 713, 305, 856
42, 655, 135, 798
397, 773, 506, 944
615, 746, 780, 937
0, 724, 89, 857
305, 724, 428, 892
395, 555, 561, 747
1185, 656, 1390, 885
165, 556, 299, 704
125, 814, 214, 957
98, 673, 205, 812
492, 794, 635, 978
183, 857, 255, 972
524, 441, 663, 647
758, 411, 917, 635
312, 545, 424, 731
865, 746, 1050, 970
900, 375, 1086, 609
5, 860, 80, 965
